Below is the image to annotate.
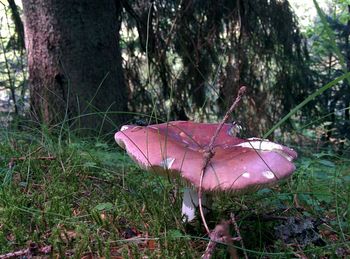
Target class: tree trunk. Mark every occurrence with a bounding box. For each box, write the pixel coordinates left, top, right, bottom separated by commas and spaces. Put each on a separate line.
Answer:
22, 0, 128, 133
7, 0, 25, 50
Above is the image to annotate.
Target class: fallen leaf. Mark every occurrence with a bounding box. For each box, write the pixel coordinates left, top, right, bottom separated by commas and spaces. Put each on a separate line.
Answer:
147, 240, 156, 251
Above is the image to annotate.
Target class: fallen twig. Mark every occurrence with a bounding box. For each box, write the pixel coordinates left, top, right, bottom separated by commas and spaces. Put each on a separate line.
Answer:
10, 156, 56, 162
230, 212, 248, 259
8, 156, 56, 169
198, 86, 246, 234
202, 220, 239, 259
201, 213, 250, 259
7, 145, 55, 169
0, 243, 52, 259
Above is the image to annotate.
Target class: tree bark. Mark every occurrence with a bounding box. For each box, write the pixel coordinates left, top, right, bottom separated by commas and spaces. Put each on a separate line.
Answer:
22, 0, 128, 133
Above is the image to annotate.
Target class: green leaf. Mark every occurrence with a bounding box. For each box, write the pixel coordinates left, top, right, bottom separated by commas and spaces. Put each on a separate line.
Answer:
94, 202, 114, 211
168, 229, 182, 238
167, 229, 190, 240
95, 142, 108, 149
318, 159, 335, 168
257, 188, 272, 195
315, 171, 330, 180
315, 193, 332, 204
343, 175, 350, 182
83, 161, 97, 168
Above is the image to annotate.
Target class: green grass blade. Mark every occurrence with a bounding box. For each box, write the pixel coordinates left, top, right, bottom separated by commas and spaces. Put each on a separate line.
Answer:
263, 72, 350, 138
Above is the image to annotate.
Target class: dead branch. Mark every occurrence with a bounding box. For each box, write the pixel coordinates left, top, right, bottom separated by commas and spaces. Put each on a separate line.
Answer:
202, 220, 239, 259
8, 156, 56, 169
198, 86, 246, 234
0, 243, 51, 259
230, 212, 248, 259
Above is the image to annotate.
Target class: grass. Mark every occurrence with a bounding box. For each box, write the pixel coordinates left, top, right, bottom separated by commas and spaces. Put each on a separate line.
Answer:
0, 122, 349, 258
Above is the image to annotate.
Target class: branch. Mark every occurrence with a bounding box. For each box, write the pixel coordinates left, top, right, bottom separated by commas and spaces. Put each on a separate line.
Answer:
230, 212, 248, 259
0, 243, 51, 259
202, 220, 238, 259
198, 86, 246, 234
7, 0, 25, 50
8, 156, 56, 169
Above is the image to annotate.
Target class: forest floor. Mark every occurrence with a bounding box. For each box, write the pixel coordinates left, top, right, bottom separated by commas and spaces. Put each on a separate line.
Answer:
0, 124, 349, 258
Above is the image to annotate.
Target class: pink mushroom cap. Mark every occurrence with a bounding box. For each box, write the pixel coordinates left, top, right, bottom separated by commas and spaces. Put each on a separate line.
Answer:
115, 121, 297, 193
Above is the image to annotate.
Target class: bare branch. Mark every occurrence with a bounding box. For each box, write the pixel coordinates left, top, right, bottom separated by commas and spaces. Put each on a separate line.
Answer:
198, 86, 246, 234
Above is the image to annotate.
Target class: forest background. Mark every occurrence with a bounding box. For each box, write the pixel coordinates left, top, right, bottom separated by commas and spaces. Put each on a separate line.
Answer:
0, 0, 349, 257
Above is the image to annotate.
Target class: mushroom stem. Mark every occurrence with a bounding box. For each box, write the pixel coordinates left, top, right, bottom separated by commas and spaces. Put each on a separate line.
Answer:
182, 187, 211, 222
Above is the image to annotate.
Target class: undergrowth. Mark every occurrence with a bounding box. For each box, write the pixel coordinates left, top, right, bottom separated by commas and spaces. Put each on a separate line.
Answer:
0, 123, 349, 258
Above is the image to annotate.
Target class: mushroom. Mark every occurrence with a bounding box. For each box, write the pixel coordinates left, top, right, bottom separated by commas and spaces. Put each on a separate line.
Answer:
115, 121, 297, 222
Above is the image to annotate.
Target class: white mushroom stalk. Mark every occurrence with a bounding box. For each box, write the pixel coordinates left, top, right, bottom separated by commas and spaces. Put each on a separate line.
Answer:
182, 187, 210, 222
